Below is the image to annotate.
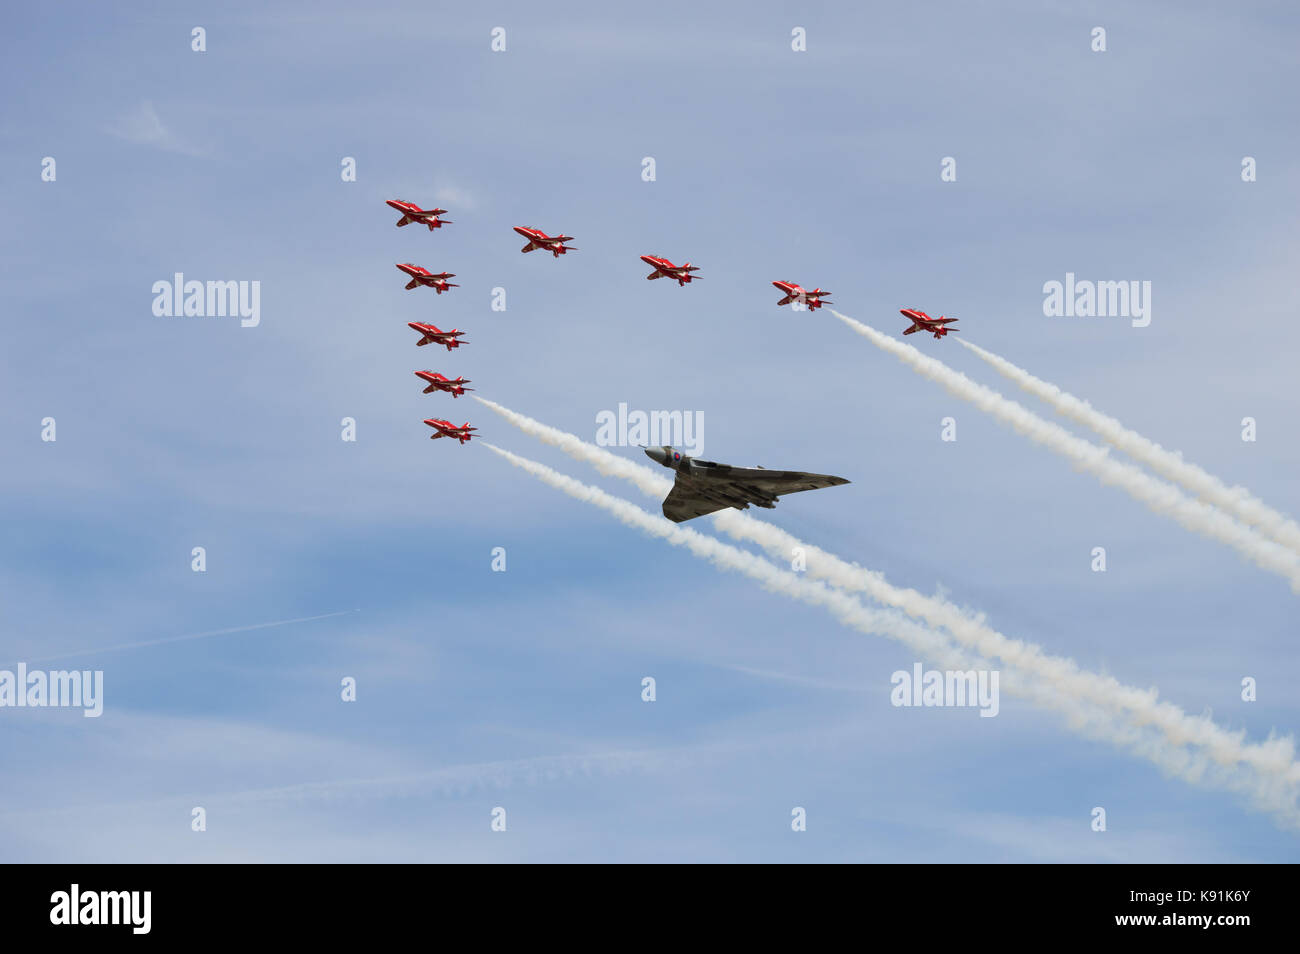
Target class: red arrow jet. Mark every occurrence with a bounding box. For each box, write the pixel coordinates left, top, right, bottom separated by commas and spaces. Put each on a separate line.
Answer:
396, 263, 458, 293
386, 200, 451, 230
641, 255, 702, 286
408, 322, 466, 351
424, 418, 477, 444
514, 226, 576, 257
900, 308, 959, 339
414, 371, 472, 397
772, 281, 832, 311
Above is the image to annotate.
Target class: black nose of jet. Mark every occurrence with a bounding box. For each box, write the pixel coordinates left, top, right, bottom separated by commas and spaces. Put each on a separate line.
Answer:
644, 446, 669, 465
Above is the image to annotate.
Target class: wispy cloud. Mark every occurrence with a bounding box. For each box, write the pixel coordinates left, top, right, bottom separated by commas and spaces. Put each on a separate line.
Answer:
107, 100, 208, 157
7, 610, 358, 667
433, 184, 476, 210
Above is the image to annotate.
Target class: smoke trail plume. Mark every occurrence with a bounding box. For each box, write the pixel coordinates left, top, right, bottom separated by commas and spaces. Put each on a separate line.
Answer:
831, 310, 1300, 592
957, 337, 1300, 557
475, 399, 1300, 822
481, 442, 978, 670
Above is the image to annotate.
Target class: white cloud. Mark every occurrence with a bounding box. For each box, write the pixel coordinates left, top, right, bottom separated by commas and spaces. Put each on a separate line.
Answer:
108, 101, 208, 157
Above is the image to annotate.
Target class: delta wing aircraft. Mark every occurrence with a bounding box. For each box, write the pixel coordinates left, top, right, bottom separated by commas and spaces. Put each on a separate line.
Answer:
644, 446, 849, 523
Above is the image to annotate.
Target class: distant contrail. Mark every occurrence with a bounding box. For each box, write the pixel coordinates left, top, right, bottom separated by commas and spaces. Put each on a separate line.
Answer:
957, 337, 1300, 557
484, 441, 1300, 828
11, 610, 358, 666
831, 310, 1300, 592
474, 399, 1300, 821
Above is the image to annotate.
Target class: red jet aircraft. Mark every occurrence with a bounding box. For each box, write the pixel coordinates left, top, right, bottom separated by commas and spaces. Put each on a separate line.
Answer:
514, 226, 576, 257
772, 281, 832, 311
386, 200, 451, 230
396, 263, 458, 293
424, 418, 477, 444
408, 322, 466, 351
641, 255, 702, 285
414, 370, 472, 397
900, 308, 959, 339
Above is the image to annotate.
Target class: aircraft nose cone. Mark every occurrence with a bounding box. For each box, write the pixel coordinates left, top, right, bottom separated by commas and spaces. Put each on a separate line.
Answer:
644, 446, 668, 465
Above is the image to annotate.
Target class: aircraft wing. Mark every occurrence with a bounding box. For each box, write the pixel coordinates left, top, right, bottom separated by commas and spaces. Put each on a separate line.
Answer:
661, 483, 731, 523
721, 466, 850, 497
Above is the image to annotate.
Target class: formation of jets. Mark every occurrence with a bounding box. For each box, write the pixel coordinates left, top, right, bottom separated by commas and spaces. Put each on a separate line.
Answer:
899, 308, 959, 339
388, 202, 478, 442
386, 196, 963, 463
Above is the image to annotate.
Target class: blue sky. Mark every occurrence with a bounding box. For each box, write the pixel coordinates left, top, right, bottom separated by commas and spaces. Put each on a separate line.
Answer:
1, 0, 1298, 861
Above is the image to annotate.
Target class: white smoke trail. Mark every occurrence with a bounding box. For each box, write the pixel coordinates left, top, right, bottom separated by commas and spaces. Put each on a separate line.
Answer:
475, 397, 674, 497
480, 441, 980, 672
957, 337, 1300, 557
831, 311, 1300, 592
473, 398, 1300, 820
483, 441, 1300, 827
